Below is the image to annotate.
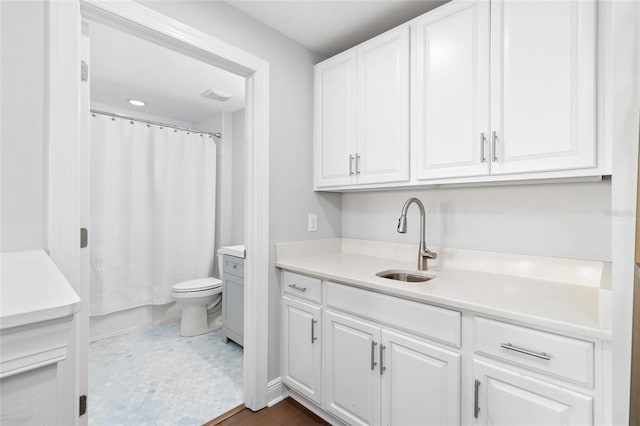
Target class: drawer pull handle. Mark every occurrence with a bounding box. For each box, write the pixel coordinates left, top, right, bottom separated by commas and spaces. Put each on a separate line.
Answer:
311, 319, 318, 343
288, 284, 307, 293
380, 344, 386, 375
500, 343, 551, 360
371, 341, 378, 371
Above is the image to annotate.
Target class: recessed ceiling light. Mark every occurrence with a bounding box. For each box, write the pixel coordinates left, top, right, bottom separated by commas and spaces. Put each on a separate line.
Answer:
128, 99, 146, 107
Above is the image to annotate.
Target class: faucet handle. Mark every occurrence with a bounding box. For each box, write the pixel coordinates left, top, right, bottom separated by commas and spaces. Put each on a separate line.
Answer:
422, 248, 438, 260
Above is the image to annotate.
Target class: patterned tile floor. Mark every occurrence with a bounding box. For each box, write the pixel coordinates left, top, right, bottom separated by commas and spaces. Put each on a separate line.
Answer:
89, 321, 243, 426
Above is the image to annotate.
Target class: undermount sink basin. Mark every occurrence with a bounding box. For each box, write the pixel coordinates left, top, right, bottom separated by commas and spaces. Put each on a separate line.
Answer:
376, 269, 435, 283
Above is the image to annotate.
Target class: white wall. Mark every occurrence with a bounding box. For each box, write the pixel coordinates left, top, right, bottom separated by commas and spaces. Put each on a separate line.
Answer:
140, 0, 342, 382
194, 111, 230, 278
1, 1, 46, 252
342, 180, 612, 261
231, 109, 245, 245
90, 101, 195, 128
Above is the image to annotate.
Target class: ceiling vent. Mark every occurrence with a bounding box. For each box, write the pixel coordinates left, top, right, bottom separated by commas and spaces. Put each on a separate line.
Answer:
200, 89, 233, 102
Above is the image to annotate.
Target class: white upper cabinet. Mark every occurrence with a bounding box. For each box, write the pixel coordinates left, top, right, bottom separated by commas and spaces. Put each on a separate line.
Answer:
490, 0, 597, 175
412, 0, 491, 180
314, 0, 601, 190
314, 27, 410, 188
314, 50, 357, 187
357, 27, 410, 185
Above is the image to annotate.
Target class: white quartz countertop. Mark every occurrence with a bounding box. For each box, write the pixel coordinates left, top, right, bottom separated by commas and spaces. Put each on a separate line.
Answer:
276, 239, 611, 340
1, 250, 81, 329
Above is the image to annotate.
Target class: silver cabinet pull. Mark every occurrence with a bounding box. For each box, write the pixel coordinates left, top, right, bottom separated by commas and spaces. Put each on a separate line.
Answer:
492, 131, 499, 162
500, 343, 551, 360
349, 154, 355, 176
474, 379, 480, 419
288, 284, 307, 292
379, 344, 386, 375
355, 153, 361, 175
480, 132, 487, 163
311, 319, 318, 343
370, 341, 378, 371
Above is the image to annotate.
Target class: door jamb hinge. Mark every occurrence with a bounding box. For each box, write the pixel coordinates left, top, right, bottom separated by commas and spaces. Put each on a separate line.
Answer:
79, 395, 87, 416
80, 228, 88, 248
81, 61, 88, 82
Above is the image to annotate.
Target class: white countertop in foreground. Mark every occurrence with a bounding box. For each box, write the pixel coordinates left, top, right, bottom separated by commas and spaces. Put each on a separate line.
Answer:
276, 239, 611, 340
1, 250, 81, 329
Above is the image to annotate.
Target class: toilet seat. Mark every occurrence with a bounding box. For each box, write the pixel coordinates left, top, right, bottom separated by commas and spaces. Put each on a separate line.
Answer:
172, 277, 222, 293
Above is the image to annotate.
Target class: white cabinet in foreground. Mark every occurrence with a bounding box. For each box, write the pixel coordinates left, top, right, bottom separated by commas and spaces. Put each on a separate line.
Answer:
282, 296, 322, 405
323, 310, 460, 426
473, 360, 593, 426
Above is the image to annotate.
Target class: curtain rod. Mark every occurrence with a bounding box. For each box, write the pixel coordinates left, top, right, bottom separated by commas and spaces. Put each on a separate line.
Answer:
90, 109, 222, 139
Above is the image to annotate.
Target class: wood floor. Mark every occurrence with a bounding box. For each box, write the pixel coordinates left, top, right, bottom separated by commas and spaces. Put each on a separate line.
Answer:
204, 398, 329, 426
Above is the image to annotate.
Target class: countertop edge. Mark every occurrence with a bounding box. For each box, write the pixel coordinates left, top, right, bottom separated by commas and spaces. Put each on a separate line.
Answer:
275, 261, 611, 341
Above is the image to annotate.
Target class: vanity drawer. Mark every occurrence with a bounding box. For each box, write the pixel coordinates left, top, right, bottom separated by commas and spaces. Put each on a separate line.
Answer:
223, 256, 244, 277
474, 317, 594, 386
282, 271, 322, 304
327, 281, 461, 347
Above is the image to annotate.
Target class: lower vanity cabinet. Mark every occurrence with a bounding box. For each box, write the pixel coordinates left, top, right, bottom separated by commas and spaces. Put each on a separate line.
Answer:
324, 309, 461, 426
325, 310, 382, 426
472, 316, 595, 426
472, 360, 593, 426
281, 295, 323, 404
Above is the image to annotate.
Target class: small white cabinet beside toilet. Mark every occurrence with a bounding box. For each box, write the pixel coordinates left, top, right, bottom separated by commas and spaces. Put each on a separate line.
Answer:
221, 254, 245, 346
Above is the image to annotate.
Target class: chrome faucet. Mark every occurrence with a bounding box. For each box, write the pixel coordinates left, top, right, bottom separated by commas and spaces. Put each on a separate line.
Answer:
397, 197, 437, 271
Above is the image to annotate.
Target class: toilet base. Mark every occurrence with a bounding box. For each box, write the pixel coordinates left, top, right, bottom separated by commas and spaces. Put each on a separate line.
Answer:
179, 305, 215, 337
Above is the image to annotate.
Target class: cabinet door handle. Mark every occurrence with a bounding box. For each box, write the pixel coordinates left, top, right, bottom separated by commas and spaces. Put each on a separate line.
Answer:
349, 154, 355, 176
371, 341, 378, 371
355, 153, 361, 175
379, 344, 386, 375
311, 319, 318, 343
474, 379, 480, 419
480, 132, 487, 163
288, 284, 307, 293
492, 131, 499, 162
500, 343, 551, 360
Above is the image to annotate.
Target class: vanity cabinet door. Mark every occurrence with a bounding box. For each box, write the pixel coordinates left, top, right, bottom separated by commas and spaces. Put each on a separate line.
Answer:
473, 360, 593, 426
324, 310, 381, 426
489, 0, 597, 175
281, 296, 322, 404
411, 0, 490, 180
381, 329, 460, 426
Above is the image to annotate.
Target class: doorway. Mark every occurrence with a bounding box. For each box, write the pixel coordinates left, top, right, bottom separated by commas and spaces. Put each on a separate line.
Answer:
84, 19, 248, 424
47, 1, 270, 422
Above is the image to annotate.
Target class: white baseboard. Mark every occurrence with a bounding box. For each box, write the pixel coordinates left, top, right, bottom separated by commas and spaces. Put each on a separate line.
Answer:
267, 377, 287, 407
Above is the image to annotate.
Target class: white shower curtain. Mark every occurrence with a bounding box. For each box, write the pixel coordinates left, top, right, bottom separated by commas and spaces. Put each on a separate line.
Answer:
89, 114, 217, 315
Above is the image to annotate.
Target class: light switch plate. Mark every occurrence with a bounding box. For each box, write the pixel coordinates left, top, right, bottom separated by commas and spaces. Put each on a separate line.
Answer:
308, 213, 318, 232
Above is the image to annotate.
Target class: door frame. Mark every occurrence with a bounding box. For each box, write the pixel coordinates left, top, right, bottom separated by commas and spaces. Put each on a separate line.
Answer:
47, 0, 271, 419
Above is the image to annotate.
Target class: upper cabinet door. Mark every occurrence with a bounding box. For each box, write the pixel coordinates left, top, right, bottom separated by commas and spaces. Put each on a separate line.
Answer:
314, 50, 357, 188
356, 27, 410, 185
490, 0, 597, 175
412, 1, 491, 180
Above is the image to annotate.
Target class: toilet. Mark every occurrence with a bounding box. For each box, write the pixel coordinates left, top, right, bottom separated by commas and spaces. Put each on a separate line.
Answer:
171, 275, 223, 337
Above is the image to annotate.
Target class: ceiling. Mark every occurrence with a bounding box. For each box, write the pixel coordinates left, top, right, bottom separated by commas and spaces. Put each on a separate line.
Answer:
90, 1, 448, 123
225, 0, 448, 58
90, 21, 246, 124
